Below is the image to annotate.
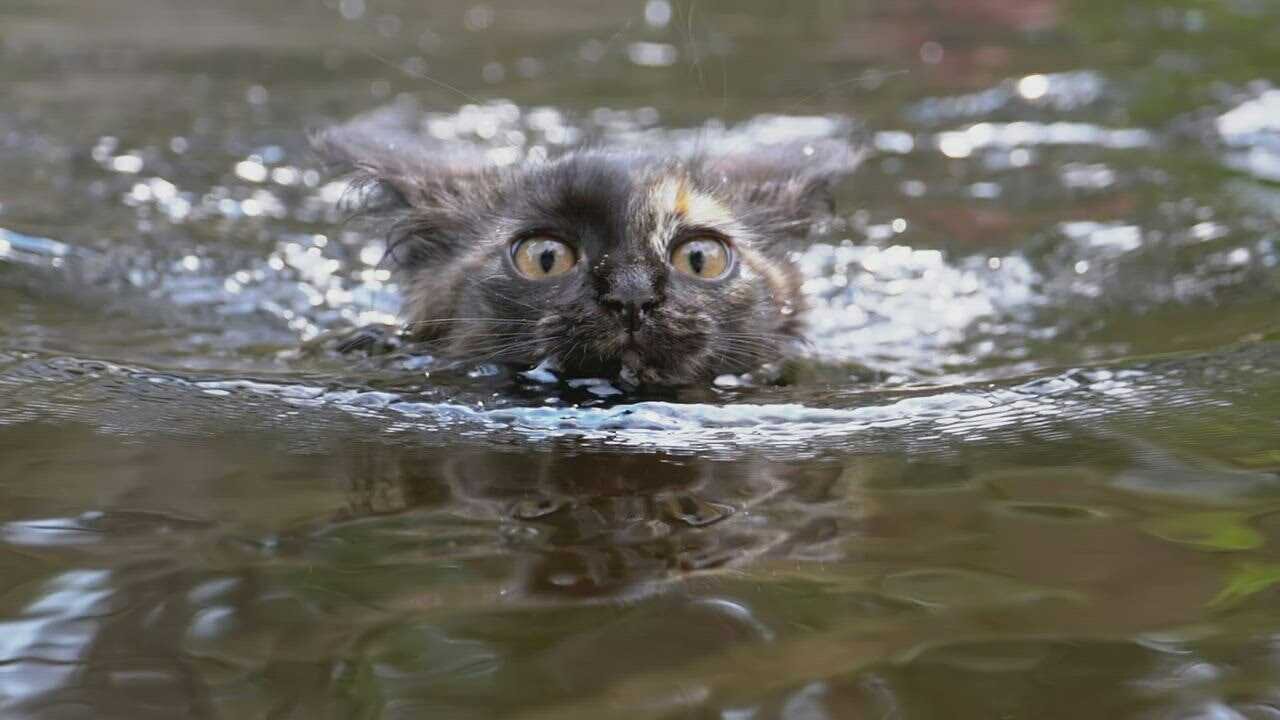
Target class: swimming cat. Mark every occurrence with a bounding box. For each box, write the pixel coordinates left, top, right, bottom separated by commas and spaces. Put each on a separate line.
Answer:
314, 118, 859, 385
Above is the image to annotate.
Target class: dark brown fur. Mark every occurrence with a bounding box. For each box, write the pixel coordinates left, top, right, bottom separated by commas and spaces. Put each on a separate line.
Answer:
314, 118, 859, 384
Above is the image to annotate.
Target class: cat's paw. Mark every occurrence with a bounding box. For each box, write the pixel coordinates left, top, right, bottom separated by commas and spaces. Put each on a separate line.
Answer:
302, 323, 406, 357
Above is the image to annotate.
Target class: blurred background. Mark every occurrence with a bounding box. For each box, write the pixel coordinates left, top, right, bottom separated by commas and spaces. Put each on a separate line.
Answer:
2, 1, 1280, 718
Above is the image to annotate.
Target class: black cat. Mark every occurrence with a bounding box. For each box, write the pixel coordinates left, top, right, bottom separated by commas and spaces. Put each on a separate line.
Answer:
315, 117, 859, 384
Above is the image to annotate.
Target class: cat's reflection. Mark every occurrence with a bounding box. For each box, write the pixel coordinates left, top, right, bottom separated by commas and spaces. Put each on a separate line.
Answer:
339, 442, 844, 603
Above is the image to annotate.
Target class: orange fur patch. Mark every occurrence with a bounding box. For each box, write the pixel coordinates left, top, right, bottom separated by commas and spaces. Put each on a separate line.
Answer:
674, 181, 690, 217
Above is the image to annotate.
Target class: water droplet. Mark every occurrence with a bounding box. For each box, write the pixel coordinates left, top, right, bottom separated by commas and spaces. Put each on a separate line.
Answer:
1018, 74, 1050, 100
919, 41, 944, 64
464, 4, 494, 31
644, 0, 672, 28
338, 0, 365, 20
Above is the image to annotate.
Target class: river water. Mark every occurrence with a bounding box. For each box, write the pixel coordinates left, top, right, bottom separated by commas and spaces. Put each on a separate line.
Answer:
2, 1, 1280, 718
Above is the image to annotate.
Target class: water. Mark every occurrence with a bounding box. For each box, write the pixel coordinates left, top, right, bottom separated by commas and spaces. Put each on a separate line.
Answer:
2, 1, 1280, 717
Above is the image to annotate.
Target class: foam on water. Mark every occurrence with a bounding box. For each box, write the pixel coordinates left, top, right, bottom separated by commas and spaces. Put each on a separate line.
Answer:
0, 343, 1252, 459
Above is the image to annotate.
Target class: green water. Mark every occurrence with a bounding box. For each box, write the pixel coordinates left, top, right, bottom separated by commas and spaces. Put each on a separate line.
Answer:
2, 1, 1279, 717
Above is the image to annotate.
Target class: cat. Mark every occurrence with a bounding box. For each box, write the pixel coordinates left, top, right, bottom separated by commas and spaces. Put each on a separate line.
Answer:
314, 116, 860, 385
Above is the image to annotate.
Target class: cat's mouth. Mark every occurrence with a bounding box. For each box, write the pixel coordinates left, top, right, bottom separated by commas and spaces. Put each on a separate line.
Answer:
548, 339, 709, 386
609, 333, 648, 373
536, 313, 714, 384
550, 333, 682, 383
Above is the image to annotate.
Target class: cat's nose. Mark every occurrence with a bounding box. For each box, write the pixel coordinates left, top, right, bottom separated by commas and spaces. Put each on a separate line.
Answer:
601, 295, 658, 333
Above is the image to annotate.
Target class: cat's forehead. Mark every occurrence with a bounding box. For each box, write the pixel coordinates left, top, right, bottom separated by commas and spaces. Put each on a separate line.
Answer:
643, 175, 735, 232
513, 153, 736, 246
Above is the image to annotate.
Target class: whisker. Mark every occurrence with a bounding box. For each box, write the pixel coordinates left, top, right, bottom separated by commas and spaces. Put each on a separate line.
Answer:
480, 288, 548, 313
781, 68, 910, 114
348, 45, 484, 105
403, 318, 540, 328
464, 336, 558, 363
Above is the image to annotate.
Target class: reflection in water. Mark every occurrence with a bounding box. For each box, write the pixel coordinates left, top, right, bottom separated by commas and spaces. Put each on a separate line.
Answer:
3, 0, 1280, 716
336, 447, 813, 603
0, 427, 1277, 717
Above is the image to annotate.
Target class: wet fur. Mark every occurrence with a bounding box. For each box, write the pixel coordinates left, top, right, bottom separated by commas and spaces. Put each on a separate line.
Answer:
314, 119, 859, 384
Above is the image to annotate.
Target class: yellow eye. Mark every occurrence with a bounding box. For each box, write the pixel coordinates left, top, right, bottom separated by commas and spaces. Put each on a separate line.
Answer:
670, 237, 731, 279
512, 237, 577, 279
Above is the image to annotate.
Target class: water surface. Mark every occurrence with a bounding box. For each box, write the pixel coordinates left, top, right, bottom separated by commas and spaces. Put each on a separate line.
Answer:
2, 1, 1280, 717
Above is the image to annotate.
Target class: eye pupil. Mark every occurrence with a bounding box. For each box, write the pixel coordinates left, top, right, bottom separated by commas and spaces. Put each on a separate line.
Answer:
539, 248, 555, 273
688, 250, 705, 275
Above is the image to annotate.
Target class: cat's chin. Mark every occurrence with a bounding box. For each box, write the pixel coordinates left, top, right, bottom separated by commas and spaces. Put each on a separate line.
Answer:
613, 349, 676, 385
545, 348, 707, 387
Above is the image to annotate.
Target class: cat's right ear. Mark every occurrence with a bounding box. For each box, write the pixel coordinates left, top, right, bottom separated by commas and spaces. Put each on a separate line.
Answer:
310, 119, 494, 269
310, 123, 494, 212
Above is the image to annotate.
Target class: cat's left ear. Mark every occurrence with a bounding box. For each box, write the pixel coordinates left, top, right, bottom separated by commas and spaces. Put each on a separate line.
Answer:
699, 138, 864, 234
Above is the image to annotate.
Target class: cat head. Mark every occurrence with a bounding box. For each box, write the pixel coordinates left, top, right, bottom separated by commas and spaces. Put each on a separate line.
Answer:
315, 121, 860, 385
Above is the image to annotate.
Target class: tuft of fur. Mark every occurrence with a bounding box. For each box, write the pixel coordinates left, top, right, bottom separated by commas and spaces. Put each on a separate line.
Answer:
313, 116, 861, 384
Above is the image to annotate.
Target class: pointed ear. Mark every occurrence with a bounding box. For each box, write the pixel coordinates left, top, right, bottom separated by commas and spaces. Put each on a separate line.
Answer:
698, 139, 864, 234
310, 118, 495, 269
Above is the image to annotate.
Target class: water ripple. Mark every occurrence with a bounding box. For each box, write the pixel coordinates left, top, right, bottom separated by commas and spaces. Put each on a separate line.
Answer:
0, 342, 1265, 458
